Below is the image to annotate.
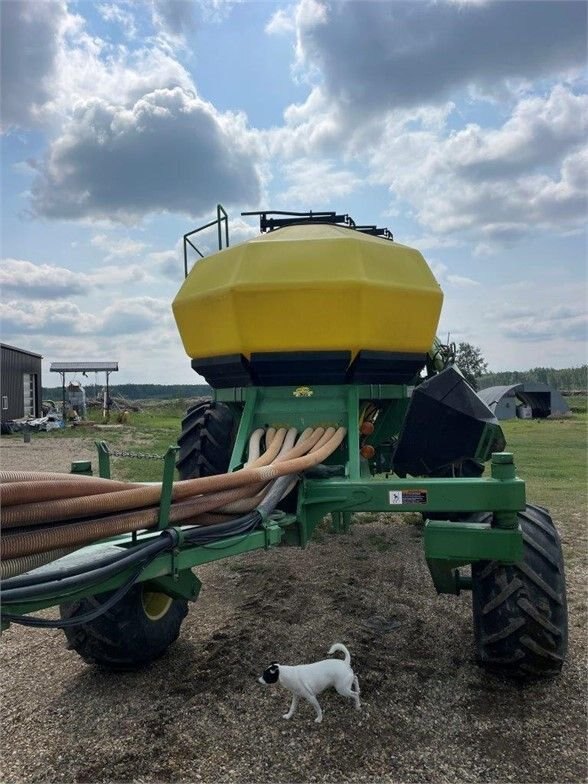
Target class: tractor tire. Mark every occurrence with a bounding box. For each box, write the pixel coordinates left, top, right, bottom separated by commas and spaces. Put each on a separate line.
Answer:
472, 504, 568, 679
60, 585, 188, 671
176, 397, 236, 480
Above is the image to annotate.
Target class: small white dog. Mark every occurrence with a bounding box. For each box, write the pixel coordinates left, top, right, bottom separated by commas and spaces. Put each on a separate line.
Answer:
258, 643, 360, 723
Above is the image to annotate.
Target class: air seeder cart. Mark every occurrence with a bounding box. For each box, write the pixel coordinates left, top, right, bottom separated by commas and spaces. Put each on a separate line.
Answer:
1, 207, 567, 680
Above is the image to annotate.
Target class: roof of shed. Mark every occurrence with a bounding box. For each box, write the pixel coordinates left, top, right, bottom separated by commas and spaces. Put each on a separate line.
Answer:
0, 343, 43, 358
50, 362, 118, 372
477, 384, 522, 407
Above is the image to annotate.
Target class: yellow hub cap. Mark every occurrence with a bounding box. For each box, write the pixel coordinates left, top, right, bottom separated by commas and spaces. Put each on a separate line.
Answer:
142, 589, 173, 621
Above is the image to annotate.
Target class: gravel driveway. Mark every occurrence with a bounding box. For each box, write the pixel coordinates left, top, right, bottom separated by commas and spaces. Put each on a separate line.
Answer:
1, 439, 586, 783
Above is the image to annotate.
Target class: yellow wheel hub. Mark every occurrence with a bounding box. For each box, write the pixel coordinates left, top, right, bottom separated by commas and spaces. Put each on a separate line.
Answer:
141, 588, 173, 621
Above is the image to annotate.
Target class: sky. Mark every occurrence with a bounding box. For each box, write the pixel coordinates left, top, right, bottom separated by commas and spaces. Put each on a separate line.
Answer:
1, 0, 587, 385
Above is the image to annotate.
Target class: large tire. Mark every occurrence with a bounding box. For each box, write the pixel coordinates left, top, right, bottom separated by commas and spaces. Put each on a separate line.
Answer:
176, 398, 236, 480
60, 585, 188, 671
472, 504, 568, 678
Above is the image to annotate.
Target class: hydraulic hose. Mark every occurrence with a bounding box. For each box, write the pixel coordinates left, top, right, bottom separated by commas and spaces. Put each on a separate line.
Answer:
0, 471, 107, 483
0, 427, 288, 529
0, 427, 346, 559
0, 548, 77, 580
218, 427, 316, 513
245, 428, 265, 466
218, 427, 300, 511
1, 426, 341, 530
1, 535, 172, 602
1, 467, 304, 627
0, 478, 142, 507
0, 428, 291, 558
2, 493, 280, 608
1, 482, 260, 560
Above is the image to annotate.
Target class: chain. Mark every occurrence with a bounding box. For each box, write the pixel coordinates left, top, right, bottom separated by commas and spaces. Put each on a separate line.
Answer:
104, 447, 165, 460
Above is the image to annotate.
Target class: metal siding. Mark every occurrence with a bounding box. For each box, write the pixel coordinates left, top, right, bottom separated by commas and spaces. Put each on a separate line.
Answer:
0, 346, 42, 422
477, 382, 570, 419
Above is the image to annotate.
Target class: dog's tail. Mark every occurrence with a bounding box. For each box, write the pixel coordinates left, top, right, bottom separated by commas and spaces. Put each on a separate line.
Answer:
328, 643, 351, 665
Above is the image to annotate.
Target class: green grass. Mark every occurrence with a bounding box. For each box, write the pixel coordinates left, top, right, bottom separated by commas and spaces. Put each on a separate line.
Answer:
106, 402, 187, 482
501, 411, 587, 517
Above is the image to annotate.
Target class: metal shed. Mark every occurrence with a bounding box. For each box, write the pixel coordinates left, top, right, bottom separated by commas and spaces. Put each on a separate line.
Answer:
477, 382, 570, 420
50, 361, 118, 419
0, 343, 43, 423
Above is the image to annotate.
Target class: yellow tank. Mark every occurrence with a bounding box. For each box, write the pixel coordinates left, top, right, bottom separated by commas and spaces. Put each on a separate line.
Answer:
172, 224, 443, 365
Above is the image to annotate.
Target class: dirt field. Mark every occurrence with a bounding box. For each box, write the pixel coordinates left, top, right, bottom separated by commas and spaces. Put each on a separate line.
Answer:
1, 438, 587, 784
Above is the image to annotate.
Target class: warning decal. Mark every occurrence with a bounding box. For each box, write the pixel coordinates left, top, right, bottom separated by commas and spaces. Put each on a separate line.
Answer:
389, 489, 428, 505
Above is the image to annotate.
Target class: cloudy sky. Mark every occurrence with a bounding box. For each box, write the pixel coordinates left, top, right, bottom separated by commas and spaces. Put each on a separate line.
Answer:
1, 0, 586, 384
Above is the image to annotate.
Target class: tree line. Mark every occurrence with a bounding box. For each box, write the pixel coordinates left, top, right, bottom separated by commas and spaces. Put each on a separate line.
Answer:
42, 384, 212, 400
454, 343, 586, 392
480, 366, 587, 391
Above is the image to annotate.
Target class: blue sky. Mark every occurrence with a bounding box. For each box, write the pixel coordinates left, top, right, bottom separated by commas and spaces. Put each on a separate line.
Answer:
1, 0, 586, 384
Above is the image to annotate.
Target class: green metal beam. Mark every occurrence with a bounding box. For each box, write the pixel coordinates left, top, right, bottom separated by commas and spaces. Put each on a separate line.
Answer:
424, 518, 523, 594
3, 523, 284, 617
146, 571, 202, 602
424, 520, 523, 562
301, 475, 526, 515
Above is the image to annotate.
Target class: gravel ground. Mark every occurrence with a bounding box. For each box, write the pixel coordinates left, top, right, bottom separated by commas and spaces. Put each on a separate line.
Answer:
1, 439, 587, 784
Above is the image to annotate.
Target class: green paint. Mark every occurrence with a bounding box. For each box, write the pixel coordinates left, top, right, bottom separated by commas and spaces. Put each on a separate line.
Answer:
96, 440, 111, 479
157, 446, 179, 530
70, 460, 93, 476
4, 383, 531, 623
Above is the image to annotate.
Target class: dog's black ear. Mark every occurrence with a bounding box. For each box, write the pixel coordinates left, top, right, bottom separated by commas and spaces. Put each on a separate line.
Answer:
262, 664, 280, 684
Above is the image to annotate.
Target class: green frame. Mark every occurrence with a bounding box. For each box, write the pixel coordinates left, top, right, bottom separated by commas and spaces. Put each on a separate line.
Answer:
2, 384, 525, 626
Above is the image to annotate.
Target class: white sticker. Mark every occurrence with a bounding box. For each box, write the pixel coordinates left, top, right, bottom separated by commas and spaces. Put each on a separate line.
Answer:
389, 490, 403, 505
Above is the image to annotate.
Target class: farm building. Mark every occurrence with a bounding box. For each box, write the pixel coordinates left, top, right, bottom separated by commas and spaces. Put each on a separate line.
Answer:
0, 343, 43, 424
477, 382, 569, 420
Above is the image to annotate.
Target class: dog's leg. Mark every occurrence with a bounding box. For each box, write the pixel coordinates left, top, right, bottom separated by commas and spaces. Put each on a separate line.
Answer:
305, 694, 323, 723
336, 679, 361, 710
283, 695, 299, 720
352, 675, 361, 708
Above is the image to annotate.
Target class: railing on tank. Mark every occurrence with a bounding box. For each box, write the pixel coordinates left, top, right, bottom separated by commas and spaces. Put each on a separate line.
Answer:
183, 204, 229, 278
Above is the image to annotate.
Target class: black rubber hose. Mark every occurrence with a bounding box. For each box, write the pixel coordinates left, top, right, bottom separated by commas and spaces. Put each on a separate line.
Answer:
2, 503, 263, 592
1, 536, 162, 590
1, 531, 180, 603
1, 478, 292, 621
1, 566, 147, 629
2, 507, 265, 602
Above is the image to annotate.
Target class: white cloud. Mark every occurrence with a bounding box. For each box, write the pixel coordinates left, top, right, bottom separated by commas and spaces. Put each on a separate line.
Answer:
30, 87, 262, 222
266, 87, 344, 158
441, 87, 587, 181
149, 249, 182, 281
429, 261, 479, 289
490, 298, 587, 344
101, 296, 173, 335
281, 159, 362, 204
265, 7, 296, 36
446, 274, 480, 288
1, 296, 171, 338
48, 37, 194, 122
1, 0, 195, 131
151, 0, 238, 42
151, 0, 198, 43
1, 299, 100, 335
0, 0, 69, 130
91, 235, 148, 259
292, 0, 587, 114
0, 259, 86, 299
367, 86, 588, 243
0, 259, 149, 299
97, 3, 137, 38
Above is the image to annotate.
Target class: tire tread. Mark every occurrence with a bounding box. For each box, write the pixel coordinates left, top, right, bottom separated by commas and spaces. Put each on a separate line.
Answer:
472, 504, 568, 679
